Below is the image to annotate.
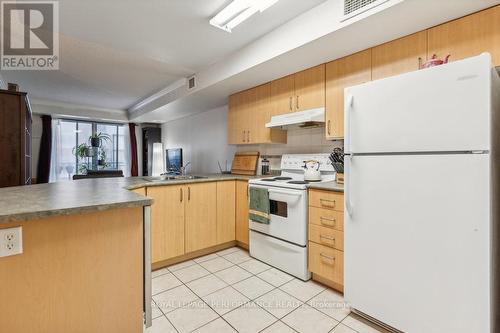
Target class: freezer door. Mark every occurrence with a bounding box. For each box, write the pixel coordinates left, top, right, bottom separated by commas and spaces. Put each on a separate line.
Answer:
344, 153, 490, 333
344, 54, 492, 154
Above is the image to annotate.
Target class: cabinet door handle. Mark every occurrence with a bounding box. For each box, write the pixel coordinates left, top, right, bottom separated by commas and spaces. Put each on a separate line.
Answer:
320, 199, 336, 208
327, 120, 331, 136
289, 96, 293, 111
296, 96, 299, 110
320, 235, 335, 243
242, 131, 246, 143
188, 187, 191, 201
418, 57, 423, 70
320, 253, 335, 264
247, 130, 250, 143
320, 216, 336, 227
180, 188, 183, 202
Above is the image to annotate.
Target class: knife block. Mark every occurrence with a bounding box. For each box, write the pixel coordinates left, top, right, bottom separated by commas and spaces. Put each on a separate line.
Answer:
336, 173, 344, 184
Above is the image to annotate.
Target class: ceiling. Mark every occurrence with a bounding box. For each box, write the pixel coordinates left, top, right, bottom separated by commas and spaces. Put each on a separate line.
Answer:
0, 0, 327, 110
132, 0, 500, 123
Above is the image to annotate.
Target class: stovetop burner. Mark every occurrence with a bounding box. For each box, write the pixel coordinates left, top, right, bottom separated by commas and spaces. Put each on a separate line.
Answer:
287, 181, 308, 185
261, 178, 276, 182
274, 177, 293, 181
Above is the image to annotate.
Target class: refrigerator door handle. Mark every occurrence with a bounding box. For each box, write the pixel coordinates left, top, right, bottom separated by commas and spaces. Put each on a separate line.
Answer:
345, 94, 354, 153
345, 155, 354, 216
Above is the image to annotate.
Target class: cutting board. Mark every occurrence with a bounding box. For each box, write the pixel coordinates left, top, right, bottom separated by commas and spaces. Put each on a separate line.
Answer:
231, 152, 260, 175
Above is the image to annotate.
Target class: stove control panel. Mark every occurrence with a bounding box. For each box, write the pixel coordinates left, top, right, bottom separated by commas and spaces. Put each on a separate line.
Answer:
281, 154, 335, 171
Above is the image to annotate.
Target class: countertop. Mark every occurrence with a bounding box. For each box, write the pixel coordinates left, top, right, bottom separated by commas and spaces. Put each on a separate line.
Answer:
307, 181, 344, 192
0, 174, 264, 223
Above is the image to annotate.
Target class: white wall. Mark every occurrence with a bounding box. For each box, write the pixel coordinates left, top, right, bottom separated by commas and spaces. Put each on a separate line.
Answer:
161, 106, 236, 174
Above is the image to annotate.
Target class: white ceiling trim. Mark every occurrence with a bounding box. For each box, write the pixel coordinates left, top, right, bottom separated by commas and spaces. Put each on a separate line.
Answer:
31, 98, 129, 122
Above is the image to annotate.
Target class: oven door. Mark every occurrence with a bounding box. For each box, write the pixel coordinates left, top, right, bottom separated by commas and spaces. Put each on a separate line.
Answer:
248, 184, 307, 246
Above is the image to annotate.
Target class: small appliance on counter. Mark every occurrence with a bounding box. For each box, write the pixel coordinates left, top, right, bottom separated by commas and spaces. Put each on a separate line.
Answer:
260, 157, 271, 175
303, 160, 322, 181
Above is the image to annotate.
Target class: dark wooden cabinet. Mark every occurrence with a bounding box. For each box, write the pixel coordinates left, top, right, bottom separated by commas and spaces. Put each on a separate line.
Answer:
0, 90, 32, 187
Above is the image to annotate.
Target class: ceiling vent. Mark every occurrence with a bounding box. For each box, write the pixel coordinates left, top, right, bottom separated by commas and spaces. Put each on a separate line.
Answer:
187, 76, 197, 90
342, 0, 389, 21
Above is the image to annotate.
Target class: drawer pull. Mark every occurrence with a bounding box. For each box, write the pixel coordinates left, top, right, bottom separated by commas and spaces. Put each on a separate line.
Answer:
320, 216, 336, 227
320, 199, 336, 208
320, 253, 335, 264
320, 235, 335, 243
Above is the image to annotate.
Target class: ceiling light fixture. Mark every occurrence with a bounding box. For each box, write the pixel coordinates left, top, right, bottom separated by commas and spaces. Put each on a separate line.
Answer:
210, 0, 280, 33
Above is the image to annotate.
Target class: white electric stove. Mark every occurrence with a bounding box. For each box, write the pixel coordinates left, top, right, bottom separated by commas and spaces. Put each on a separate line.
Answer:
248, 154, 336, 280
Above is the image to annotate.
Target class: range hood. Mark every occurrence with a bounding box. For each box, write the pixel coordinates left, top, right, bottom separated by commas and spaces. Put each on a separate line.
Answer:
265, 108, 325, 129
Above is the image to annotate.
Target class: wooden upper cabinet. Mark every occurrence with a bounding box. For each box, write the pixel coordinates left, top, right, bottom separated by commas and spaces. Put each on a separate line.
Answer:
372, 31, 428, 81
249, 83, 270, 144
428, 5, 500, 66
294, 64, 325, 112
325, 50, 371, 139
228, 84, 286, 145
147, 185, 185, 263
185, 182, 217, 253
270, 75, 295, 116
228, 94, 241, 145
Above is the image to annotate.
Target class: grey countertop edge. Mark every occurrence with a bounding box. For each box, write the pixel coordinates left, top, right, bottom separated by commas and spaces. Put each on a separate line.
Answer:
0, 199, 153, 224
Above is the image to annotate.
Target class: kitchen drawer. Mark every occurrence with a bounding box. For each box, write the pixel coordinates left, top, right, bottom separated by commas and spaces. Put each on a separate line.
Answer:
309, 242, 344, 285
309, 224, 343, 251
308, 242, 343, 285
309, 189, 344, 211
309, 206, 343, 231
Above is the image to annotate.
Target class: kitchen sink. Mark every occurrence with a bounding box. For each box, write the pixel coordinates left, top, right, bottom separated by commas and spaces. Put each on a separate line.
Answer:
173, 175, 207, 180
141, 175, 207, 182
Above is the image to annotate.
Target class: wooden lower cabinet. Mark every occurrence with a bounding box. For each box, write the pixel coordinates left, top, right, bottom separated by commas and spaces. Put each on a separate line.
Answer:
185, 182, 217, 253
308, 189, 344, 292
309, 242, 344, 287
148, 185, 185, 263
147, 180, 242, 265
235, 180, 250, 247
217, 181, 236, 244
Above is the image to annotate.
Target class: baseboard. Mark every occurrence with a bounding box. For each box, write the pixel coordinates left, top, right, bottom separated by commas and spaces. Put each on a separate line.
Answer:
152, 241, 237, 270
312, 273, 344, 293
236, 240, 249, 250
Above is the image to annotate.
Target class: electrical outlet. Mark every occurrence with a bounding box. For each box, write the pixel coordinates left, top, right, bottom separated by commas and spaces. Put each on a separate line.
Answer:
0, 226, 22, 257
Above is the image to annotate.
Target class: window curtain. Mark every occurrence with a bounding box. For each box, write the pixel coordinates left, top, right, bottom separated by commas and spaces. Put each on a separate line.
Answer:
129, 123, 138, 177
49, 119, 64, 182
36, 115, 52, 183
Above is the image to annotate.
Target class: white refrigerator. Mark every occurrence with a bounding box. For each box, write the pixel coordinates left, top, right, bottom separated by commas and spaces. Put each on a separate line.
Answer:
343, 53, 500, 333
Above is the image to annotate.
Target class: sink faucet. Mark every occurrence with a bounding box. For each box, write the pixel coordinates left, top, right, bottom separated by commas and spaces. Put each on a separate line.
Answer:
180, 162, 191, 176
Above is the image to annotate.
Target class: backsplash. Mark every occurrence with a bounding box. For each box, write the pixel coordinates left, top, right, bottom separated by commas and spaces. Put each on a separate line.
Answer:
237, 127, 343, 170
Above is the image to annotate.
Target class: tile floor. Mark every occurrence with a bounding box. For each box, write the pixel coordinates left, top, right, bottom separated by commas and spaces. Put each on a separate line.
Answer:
145, 247, 387, 333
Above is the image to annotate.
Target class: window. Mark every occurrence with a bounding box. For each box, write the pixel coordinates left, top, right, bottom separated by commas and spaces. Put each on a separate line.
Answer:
51, 119, 128, 181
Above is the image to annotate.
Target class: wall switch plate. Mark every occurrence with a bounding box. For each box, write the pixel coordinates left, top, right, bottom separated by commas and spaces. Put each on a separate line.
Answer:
0, 226, 23, 257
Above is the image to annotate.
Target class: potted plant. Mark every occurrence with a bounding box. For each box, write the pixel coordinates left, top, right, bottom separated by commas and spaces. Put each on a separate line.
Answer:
98, 150, 108, 168
89, 132, 111, 148
72, 143, 92, 174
